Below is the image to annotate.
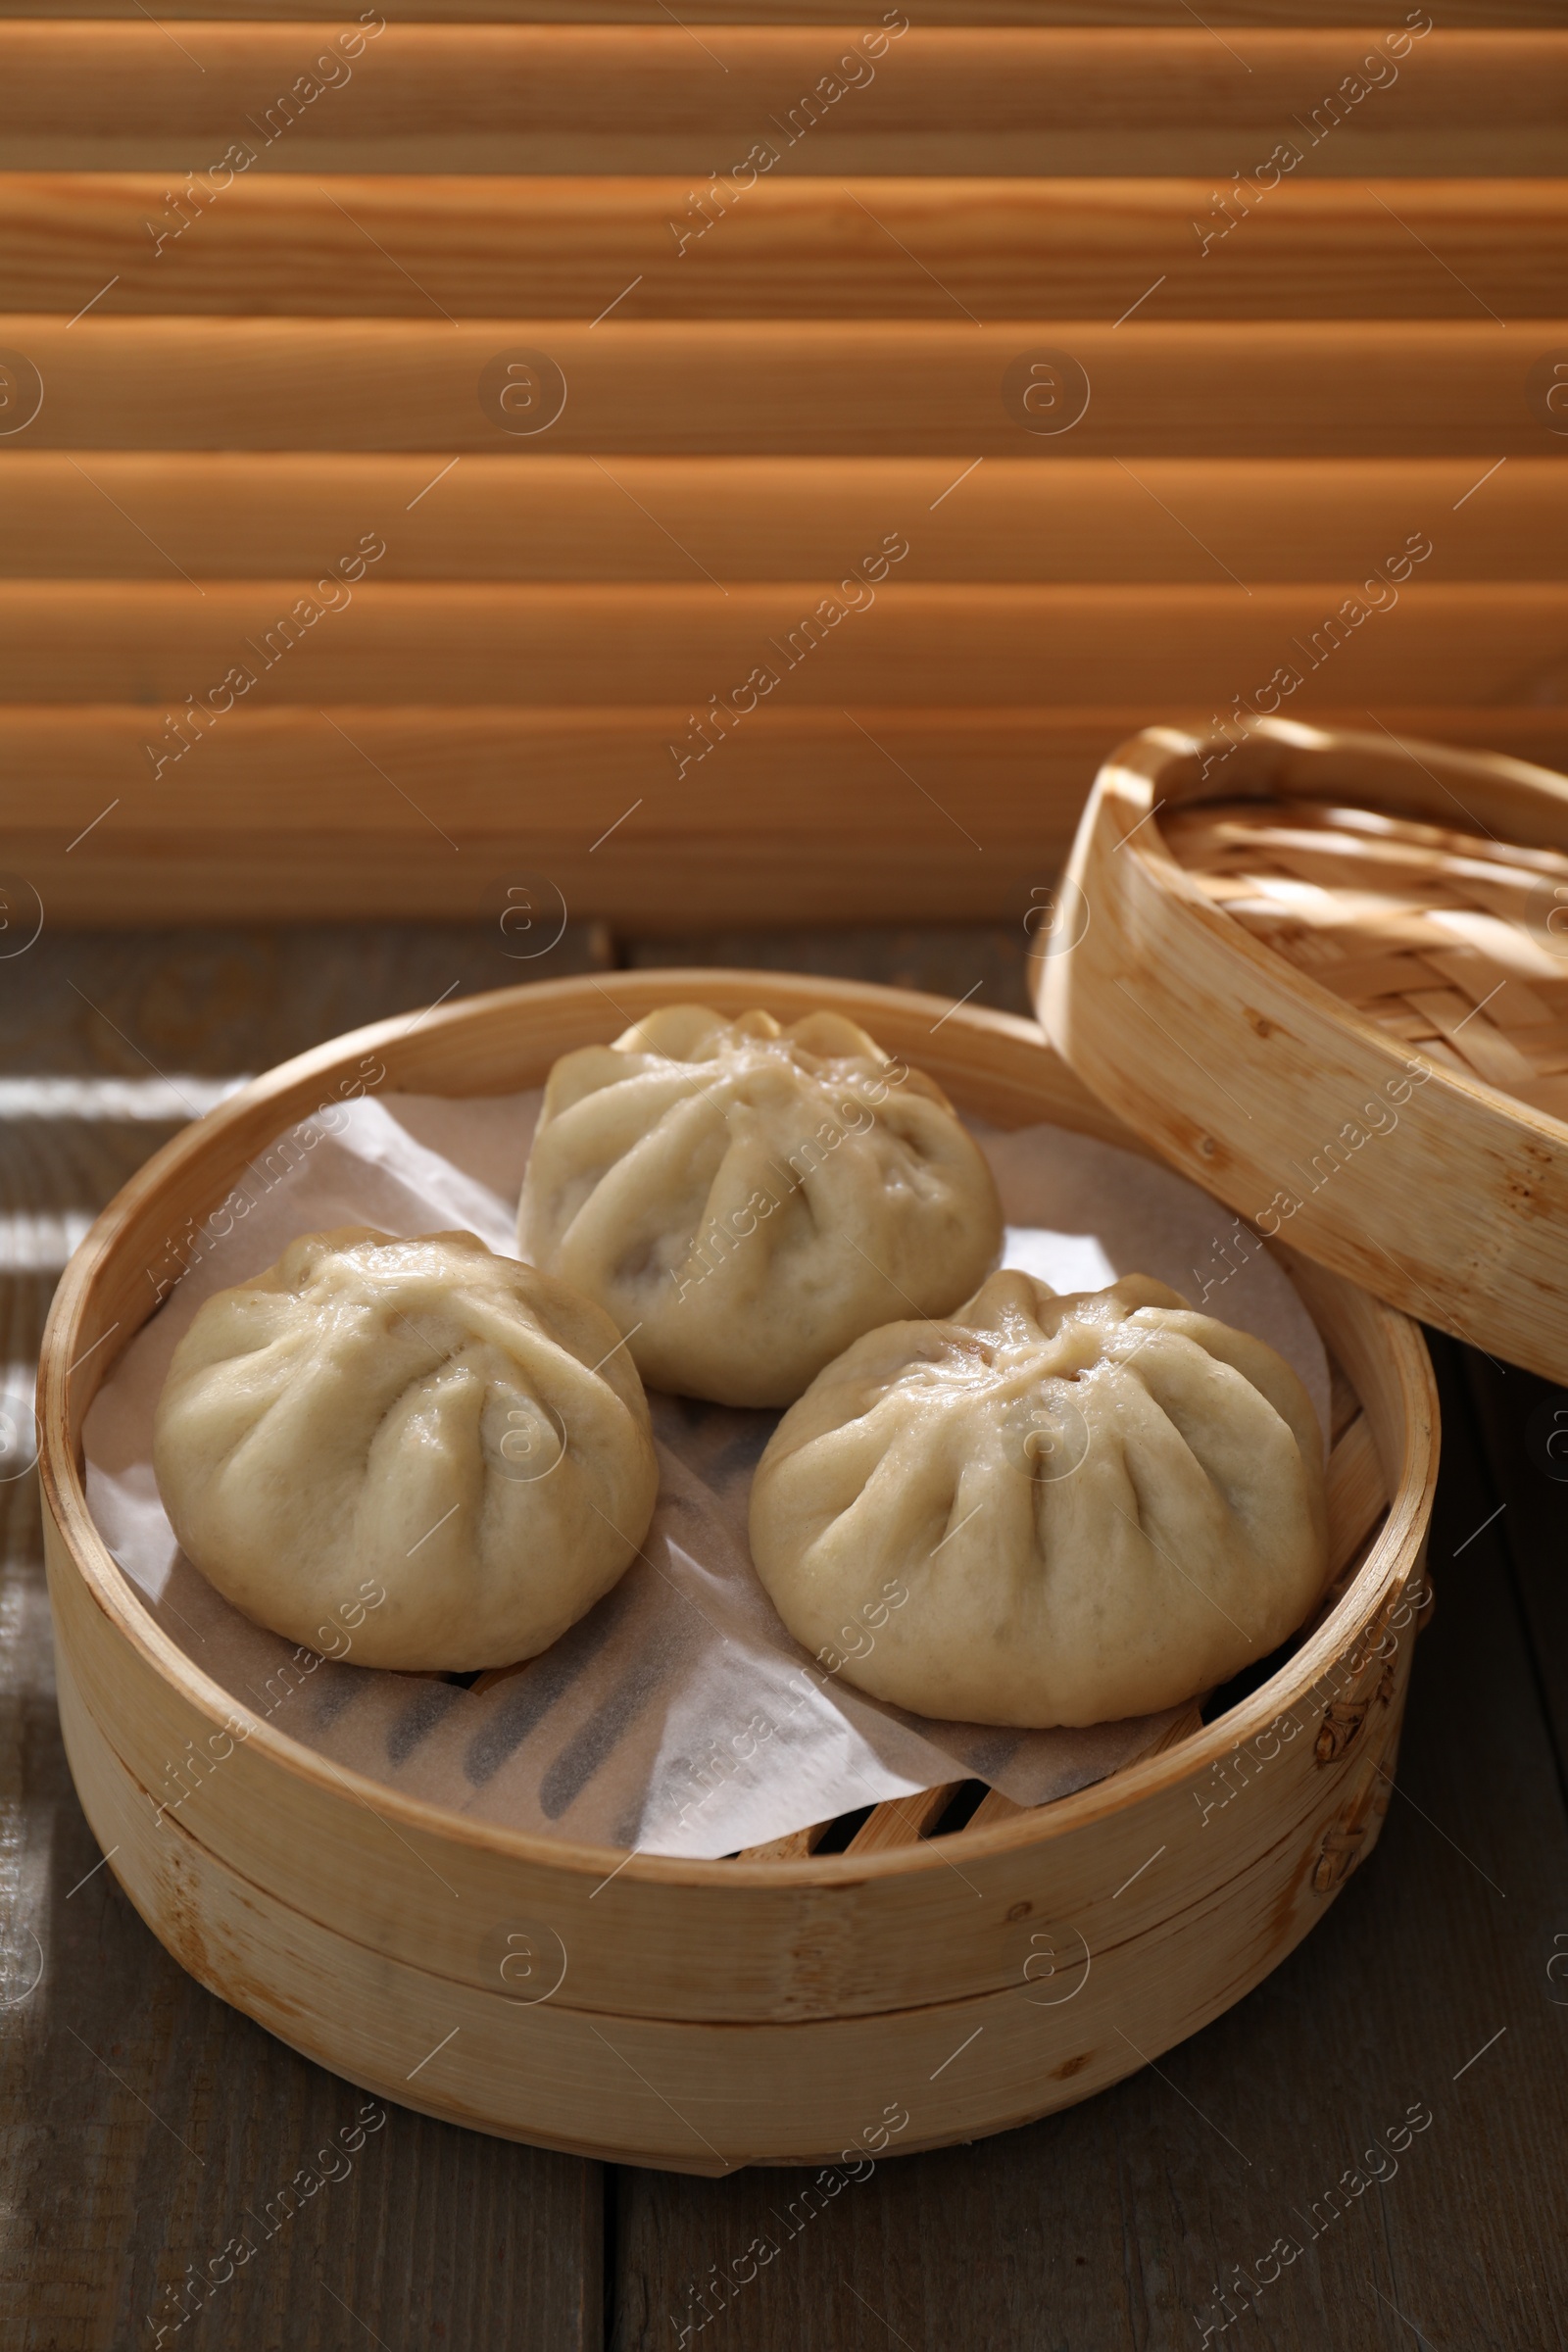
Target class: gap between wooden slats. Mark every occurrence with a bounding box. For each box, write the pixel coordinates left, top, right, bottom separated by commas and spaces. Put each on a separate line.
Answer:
1, 457, 1563, 583
4, 175, 1565, 318
0, 318, 1557, 456
1, 28, 1563, 176
735, 1394, 1387, 1861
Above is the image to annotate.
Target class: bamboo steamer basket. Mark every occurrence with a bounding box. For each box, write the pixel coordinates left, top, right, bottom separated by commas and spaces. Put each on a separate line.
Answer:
1039, 716, 1568, 1385
39, 971, 1436, 2173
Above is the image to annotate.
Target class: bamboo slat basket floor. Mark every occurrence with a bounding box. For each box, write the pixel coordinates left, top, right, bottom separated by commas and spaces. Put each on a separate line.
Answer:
37, 969, 1437, 2170
1037, 716, 1568, 1384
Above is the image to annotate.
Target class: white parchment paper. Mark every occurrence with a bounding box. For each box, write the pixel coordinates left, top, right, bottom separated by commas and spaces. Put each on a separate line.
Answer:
83, 1093, 1328, 1859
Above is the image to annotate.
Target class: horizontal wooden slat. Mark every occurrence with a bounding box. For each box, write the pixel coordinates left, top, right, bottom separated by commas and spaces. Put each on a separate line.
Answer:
0, 2, 1550, 26
8, 704, 1563, 828
4, 703, 1564, 927
4, 173, 1564, 318
0, 29, 1561, 177
0, 581, 1557, 705
1, 704, 1083, 932
0, 456, 1559, 582
732, 1821, 830, 1862
1, 318, 1562, 455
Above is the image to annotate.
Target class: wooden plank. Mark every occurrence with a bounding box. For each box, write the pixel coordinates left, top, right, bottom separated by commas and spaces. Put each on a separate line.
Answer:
966, 1784, 1025, 1828
5, 1559, 603, 2352
4, 705, 1566, 932
2, 28, 1563, 178
0, 919, 611, 1088
0, 0, 1552, 25
1, 317, 1554, 456
845, 1784, 966, 1855
627, 923, 1039, 1013
612, 1324, 1568, 2350
737, 1822, 833, 1861
0, 580, 1555, 707
0, 928, 611, 2352
0, 705, 1080, 930
4, 172, 1565, 319
6, 921, 1563, 2333
1, 454, 1563, 582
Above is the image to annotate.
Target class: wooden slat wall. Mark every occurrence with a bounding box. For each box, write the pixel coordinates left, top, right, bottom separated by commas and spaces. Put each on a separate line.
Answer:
0, 2, 1557, 23
2, 320, 1557, 454
10, 179, 1568, 317
0, 7, 1562, 927
5, 30, 1567, 176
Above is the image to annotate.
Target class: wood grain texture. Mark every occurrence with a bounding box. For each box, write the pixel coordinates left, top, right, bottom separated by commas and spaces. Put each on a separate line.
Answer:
3, 1801, 604, 2352
0, 317, 1558, 455
843, 1782, 962, 1855
627, 922, 1039, 1017
9, 706, 1568, 932
4, 456, 1562, 584
7, 172, 1564, 318
48, 1658, 1409, 2170
612, 1326, 1568, 2349
7, 921, 1567, 2347
0, 0, 1552, 23
0, 581, 1556, 707
1, 18, 1562, 2317
3, 28, 1562, 177
0, 14, 1555, 937
0, 925, 615, 2352
0, 920, 611, 1081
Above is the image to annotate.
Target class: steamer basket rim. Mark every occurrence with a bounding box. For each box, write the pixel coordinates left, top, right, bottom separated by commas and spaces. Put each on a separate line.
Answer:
37, 966, 1438, 1892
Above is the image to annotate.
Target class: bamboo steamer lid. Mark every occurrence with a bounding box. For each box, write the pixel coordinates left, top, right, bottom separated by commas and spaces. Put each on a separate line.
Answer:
1036, 715, 1568, 1383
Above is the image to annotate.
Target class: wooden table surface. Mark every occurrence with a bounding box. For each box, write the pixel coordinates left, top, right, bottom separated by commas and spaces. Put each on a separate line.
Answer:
4, 923, 1564, 2352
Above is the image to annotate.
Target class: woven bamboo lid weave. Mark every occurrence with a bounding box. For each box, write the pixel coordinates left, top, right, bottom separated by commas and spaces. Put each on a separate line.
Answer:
1036, 716, 1568, 1382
